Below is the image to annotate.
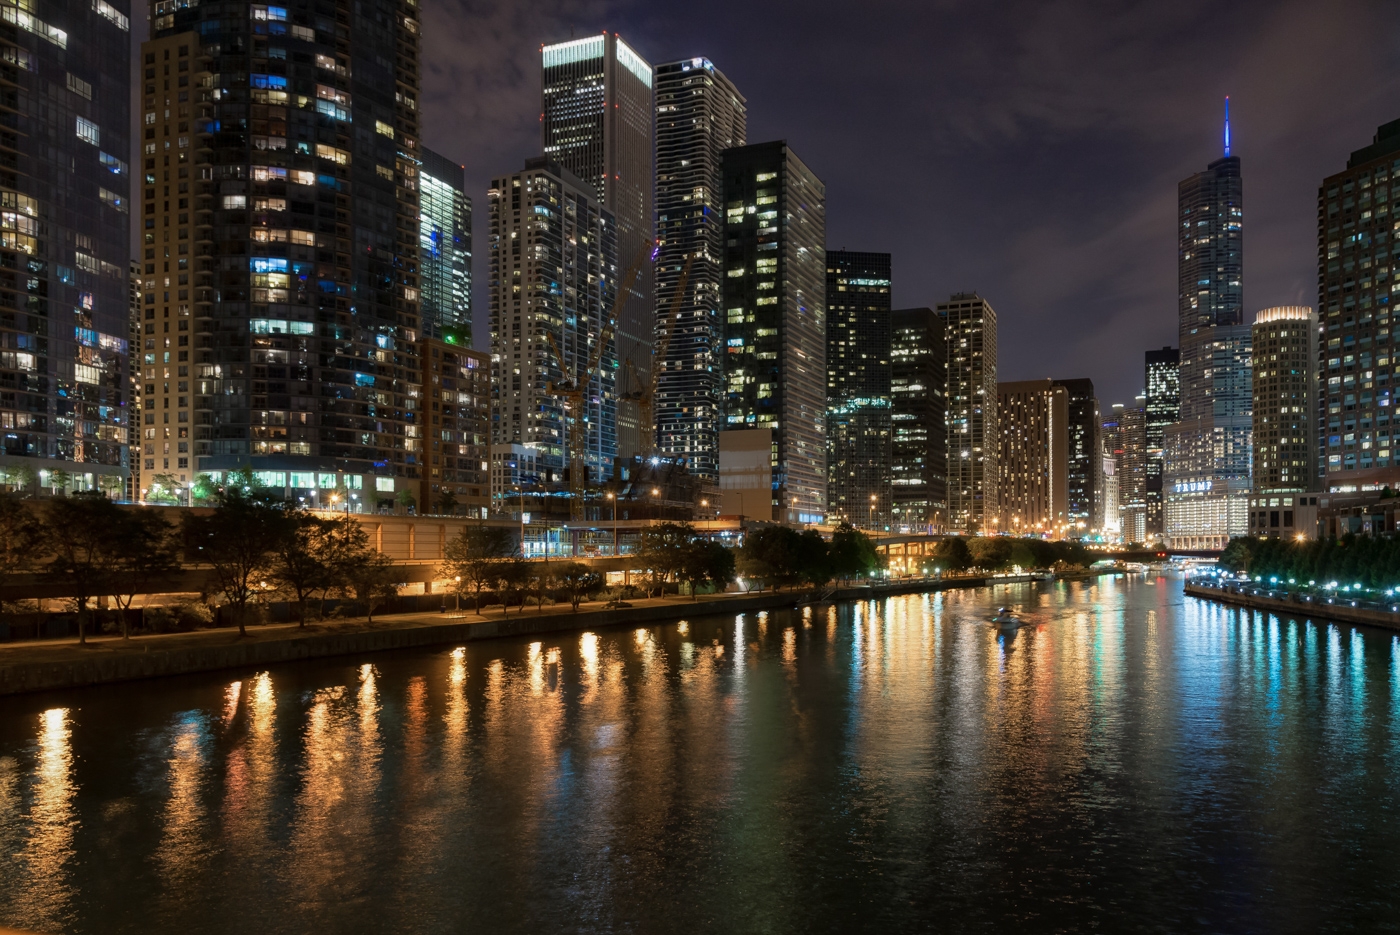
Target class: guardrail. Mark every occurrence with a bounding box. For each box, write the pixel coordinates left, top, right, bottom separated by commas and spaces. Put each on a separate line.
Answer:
1184, 580, 1400, 630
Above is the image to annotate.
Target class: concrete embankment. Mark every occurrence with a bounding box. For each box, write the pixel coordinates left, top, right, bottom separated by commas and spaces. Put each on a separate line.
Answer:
1184, 582, 1400, 631
0, 575, 1066, 696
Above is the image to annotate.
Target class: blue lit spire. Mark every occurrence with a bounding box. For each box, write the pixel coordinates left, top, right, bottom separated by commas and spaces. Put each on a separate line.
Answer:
1224, 96, 1231, 157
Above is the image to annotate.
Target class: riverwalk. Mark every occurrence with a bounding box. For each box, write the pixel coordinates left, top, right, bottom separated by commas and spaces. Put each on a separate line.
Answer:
1184, 580, 1400, 631
0, 574, 1070, 696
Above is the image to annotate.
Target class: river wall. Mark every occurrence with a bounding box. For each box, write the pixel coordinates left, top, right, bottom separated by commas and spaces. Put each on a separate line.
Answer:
1184, 582, 1400, 631
0, 575, 1078, 696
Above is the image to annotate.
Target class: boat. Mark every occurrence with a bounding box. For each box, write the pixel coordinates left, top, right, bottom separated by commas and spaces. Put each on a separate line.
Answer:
991, 607, 1024, 630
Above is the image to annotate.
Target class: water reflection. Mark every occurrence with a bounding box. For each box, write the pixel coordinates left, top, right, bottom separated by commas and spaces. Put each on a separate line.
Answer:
2, 578, 1400, 932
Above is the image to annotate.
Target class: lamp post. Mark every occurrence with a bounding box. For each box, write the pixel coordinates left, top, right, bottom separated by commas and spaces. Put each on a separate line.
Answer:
869, 493, 876, 530
607, 492, 617, 556
516, 485, 526, 559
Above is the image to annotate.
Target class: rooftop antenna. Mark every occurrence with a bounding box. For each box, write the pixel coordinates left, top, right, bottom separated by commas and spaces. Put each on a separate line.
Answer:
1224, 96, 1231, 158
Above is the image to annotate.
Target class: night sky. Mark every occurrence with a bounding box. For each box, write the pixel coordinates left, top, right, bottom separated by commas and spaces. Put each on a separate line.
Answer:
418, 0, 1400, 408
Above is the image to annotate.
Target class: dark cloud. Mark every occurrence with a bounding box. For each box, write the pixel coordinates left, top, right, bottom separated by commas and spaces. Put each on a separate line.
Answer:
420, 0, 1400, 406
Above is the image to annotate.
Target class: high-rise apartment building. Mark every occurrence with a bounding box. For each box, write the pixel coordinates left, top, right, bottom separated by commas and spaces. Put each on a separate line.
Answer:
0, 0, 130, 493
721, 141, 826, 523
488, 158, 617, 509
1113, 399, 1149, 543
1164, 117, 1251, 549
541, 34, 653, 461
142, 2, 423, 509
653, 58, 745, 479
890, 307, 947, 533
1251, 307, 1317, 492
826, 251, 891, 528
1247, 306, 1317, 538
997, 379, 1068, 534
418, 147, 470, 342
128, 259, 143, 499
421, 339, 489, 517
1317, 119, 1400, 493
938, 293, 998, 533
1144, 346, 1180, 537
1052, 378, 1101, 534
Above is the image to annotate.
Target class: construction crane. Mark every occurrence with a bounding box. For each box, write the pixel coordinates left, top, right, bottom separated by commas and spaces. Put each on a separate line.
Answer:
623, 252, 695, 461
544, 247, 651, 522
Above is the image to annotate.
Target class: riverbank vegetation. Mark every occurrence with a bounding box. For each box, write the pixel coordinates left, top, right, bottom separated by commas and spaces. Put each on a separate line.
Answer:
1219, 535, 1400, 590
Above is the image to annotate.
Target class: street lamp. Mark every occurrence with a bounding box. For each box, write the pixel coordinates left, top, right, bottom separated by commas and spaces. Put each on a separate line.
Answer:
869, 493, 877, 530
516, 485, 526, 559
607, 491, 617, 556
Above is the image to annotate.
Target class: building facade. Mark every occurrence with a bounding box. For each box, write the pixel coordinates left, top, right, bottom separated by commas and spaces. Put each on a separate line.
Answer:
1164, 136, 1251, 549
1144, 345, 1179, 536
721, 141, 826, 524
418, 147, 470, 342
487, 158, 617, 510
1052, 377, 1101, 534
541, 34, 653, 461
1317, 119, 1400, 496
997, 379, 1068, 535
890, 307, 947, 533
1105, 400, 1149, 543
421, 339, 488, 517
1247, 306, 1317, 538
142, 1, 423, 509
938, 293, 998, 533
0, 0, 130, 494
653, 58, 745, 480
826, 251, 891, 529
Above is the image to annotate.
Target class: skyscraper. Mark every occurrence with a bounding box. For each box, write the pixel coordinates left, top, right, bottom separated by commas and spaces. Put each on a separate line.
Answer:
890, 307, 947, 533
143, 1, 422, 509
418, 147, 471, 342
488, 158, 617, 509
721, 141, 826, 523
1250, 307, 1316, 494
1164, 106, 1251, 549
0, 0, 130, 494
653, 58, 745, 479
541, 34, 653, 461
826, 251, 891, 528
1113, 398, 1149, 543
1317, 119, 1400, 492
1144, 346, 1180, 537
1051, 378, 1101, 534
938, 293, 998, 533
998, 379, 1068, 535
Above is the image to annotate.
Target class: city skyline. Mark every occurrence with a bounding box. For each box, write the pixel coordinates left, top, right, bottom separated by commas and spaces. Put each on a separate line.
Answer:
412, 1, 1400, 408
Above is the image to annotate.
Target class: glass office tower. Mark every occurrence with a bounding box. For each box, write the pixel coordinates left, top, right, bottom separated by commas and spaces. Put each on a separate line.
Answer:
890, 307, 947, 532
418, 146, 470, 342
1144, 345, 1179, 537
938, 292, 998, 533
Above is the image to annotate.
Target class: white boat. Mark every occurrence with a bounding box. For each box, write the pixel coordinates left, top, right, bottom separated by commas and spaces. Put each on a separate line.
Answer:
991, 607, 1024, 630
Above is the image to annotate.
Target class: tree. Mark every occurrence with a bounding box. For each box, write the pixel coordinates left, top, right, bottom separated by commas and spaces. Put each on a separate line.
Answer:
436, 488, 458, 515
269, 511, 337, 626
1218, 537, 1255, 575
184, 490, 296, 636
679, 540, 735, 600
968, 537, 1012, 572
552, 562, 602, 611
1009, 540, 1038, 570
145, 472, 182, 503
494, 558, 529, 615
0, 495, 45, 626
829, 523, 880, 582
439, 524, 517, 614
736, 526, 803, 591
932, 537, 972, 573
793, 529, 833, 586
346, 549, 399, 623
637, 522, 696, 597
110, 509, 179, 639
396, 488, 417, 514
41, 494, 129, 644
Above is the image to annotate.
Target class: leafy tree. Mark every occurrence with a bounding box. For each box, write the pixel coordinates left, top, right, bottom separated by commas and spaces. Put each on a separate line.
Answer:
269, 511, 337, 626
932, 536, 972, 573
0, 494, 46, 625
184, 490, 296, 636
679, 540, 735, 600
346, 549, 399, 623
47, 468, 71, 496
968, 537, 1012, 571
794, 529, 833, 586
145, 472, 182, 504
736, 526, 804, 590
1009, 540, 1038, 570
41, 494, 128, 644
436, 488, 458, 515
552, 562, 602, 611
396, 489, 417, 514
637, 522, 696, 597
494, 558, 529, 615
1218, 537, 1255, 574
829, 522, 880, 582
439, 524, 517, 614
110, 509, 179, 638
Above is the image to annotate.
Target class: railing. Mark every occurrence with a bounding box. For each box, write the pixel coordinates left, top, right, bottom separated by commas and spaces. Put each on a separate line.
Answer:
1189, 578, 1400, 615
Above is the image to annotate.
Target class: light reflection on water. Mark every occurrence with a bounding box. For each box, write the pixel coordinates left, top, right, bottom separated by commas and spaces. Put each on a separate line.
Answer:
0, 577, 1398, 933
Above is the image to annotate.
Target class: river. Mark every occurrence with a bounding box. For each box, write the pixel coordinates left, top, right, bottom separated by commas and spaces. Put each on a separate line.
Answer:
0, 574, 1397, 933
